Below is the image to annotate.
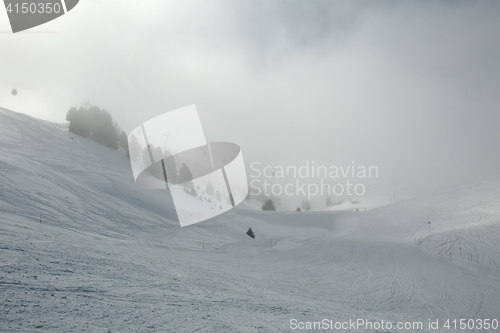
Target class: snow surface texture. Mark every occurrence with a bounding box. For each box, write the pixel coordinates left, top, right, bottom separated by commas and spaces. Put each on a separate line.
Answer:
1, 107, 500, 332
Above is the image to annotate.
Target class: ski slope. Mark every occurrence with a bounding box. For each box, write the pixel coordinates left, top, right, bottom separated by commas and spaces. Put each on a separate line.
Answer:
326, 195, 401, 212
1, 107, 500, 332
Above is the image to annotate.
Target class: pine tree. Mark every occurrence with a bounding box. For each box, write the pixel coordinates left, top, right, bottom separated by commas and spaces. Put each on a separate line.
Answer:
119, 130, 128, 150
301, 200, 312, 211
87, 106, 119, 149
128, 133, 141, 162
66, 106, 90, 137
178, 163, 193, 183
119, 130, 129, 157
179, 162, 196, 196
262, 199, 276, 211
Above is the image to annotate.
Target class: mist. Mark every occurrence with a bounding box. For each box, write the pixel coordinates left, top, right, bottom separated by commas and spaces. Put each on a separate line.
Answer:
1, 0, 499, 200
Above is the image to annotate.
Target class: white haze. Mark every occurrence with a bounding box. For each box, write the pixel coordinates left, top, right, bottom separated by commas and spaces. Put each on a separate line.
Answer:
0, 0, 499, 198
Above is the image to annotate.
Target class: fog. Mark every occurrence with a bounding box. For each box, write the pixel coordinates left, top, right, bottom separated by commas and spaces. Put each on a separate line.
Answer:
1, 0, 499, 199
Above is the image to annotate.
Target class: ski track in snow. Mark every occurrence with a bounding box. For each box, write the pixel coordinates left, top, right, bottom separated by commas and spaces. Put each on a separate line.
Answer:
1, 108, 500, 332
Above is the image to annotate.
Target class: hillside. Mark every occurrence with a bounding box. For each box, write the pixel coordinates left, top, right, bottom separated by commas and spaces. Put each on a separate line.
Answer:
1, 108, 500, 332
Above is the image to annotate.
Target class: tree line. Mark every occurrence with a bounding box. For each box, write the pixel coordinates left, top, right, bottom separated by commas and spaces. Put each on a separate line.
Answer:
66, 105, 128, 153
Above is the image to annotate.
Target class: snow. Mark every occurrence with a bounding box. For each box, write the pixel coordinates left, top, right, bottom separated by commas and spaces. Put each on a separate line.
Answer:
1, 107, 500, 332
326, 195, 404, 211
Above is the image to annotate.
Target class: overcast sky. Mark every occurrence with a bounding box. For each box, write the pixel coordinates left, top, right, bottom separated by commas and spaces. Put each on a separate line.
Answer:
1, 0, 499, 196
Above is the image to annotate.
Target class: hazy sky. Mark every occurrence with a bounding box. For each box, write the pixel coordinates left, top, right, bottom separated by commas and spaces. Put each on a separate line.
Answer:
1, 0, 499, 196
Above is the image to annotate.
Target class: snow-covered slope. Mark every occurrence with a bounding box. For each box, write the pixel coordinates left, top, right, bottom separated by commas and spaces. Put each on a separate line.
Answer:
1, 108, 500, 332
363, 179, 500, 268
326, 195, 402, 211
